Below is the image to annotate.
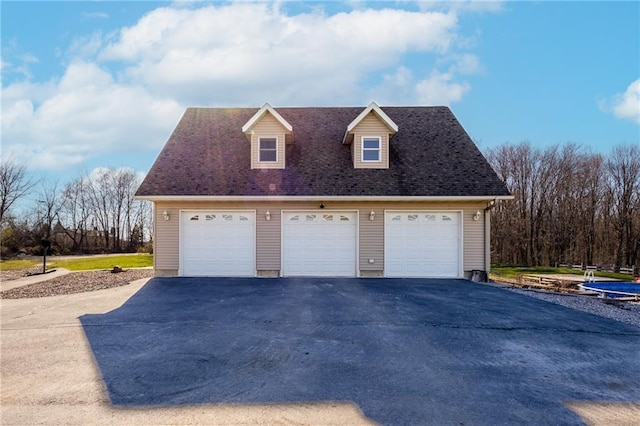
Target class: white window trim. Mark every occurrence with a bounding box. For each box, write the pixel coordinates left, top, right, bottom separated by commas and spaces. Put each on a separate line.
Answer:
258, 136, 278, 163
361, 136, 382, 163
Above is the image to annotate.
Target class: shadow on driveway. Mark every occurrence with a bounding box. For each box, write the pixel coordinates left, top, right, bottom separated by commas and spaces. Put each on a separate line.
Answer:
80, 278, 640, 425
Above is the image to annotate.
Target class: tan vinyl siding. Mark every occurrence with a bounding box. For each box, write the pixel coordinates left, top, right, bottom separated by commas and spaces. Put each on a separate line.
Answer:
352, 112, 390, 169
359, 208, 383, 270
463, 207, 485, 271
153, 200, 490, 277
154, 204, 179, 272
256, 207, 281, 270
250, 112, 290, 169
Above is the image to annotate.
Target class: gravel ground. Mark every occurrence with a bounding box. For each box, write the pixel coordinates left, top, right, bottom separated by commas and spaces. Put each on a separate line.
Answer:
0, 268, 154, 299
496, 283, 640, 328
0, 265, 45, 282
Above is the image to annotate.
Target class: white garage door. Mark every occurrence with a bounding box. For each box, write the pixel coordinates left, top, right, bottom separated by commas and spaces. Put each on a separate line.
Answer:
282, 211, 357, 276
385, 212, 461, 278
180, 211, 255, 276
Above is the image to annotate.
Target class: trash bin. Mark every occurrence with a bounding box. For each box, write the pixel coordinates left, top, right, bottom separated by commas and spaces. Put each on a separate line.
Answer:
471, 270, 488, 283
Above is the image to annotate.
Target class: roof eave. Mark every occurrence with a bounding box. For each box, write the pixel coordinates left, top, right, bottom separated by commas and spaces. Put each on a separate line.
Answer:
346, 101, 399, 134
241, 102, 293, 133
135, 195, 514, 202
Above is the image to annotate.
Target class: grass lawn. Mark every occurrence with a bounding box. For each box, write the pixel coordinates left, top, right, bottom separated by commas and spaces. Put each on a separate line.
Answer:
0, 259, 40, 271
491, 265, 633, 281
1, 254, 153, 271
47, 254, 153, 271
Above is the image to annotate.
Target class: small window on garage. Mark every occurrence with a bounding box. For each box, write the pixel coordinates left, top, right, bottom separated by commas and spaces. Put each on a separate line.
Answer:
391, 215, 401, 221
205, 214, 216, 221
340, 215, 351, 221
289, 215, 300, 221
190, 215, 200, 221
425, 214, 436, 221
239, 215, 249, 221
408, 214, 418, 221
306, 214, 317, 222
323, 214, 334, 221
442, 215, 452, 222
223, 214, 233, 221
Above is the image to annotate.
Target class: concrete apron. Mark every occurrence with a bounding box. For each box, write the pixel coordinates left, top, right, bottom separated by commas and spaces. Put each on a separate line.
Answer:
0, 279, 373, 425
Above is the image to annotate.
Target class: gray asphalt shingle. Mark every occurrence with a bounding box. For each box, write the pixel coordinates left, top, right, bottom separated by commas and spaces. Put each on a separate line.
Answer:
136, 106, 510, 197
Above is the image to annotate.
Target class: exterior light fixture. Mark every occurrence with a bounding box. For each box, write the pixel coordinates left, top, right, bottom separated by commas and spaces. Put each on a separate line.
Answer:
369, 211, 375, 221
473, 211, 481, 221
265, 211, 271, 221
163, 210, 170, 221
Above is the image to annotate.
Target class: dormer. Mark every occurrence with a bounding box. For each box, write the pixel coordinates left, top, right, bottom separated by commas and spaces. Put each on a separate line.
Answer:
242, 103, 293, 169
343, 102, 398, 169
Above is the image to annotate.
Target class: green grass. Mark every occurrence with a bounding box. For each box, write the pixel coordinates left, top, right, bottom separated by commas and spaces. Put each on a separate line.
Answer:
47, 254, 153, 271
0, 259, 39, 271
491, 265, 633, 281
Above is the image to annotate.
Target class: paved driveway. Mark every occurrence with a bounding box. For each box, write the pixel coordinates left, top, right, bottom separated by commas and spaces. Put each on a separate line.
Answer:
81, 278, 640, 425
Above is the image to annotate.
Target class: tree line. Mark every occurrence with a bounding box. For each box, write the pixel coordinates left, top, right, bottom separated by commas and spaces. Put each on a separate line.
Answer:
486, 142, 639, 270
1, 161, 152, 257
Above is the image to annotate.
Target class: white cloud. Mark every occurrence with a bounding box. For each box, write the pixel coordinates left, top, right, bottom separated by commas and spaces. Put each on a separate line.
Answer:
369, 66, 471, 106
605, 79, 640, 125
415, 70, 470, 105
98, 3, 459, 105
450, 53, 481, 75
1, 61, 183, 170
67, 32, 104, 59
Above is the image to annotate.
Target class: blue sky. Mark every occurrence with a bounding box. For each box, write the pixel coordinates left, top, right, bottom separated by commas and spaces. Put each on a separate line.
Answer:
2, 1, 639, 185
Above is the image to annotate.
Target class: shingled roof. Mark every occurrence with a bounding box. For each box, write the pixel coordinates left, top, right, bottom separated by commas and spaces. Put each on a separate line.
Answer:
135, 106, 511, 198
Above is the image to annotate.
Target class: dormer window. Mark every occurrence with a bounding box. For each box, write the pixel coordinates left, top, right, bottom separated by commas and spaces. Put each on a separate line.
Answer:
242, 103, 293, 169
342, 102, 398, 169
259, 137, 277, 162
362, 137, 381, 162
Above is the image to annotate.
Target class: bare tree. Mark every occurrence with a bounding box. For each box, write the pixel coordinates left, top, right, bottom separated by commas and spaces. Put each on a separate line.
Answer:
0, 158, 36, 225
487, 141, 639, 270
86, 169, 115, 251
33, 180, 63, 241
58, 176, 92, 252
606, 144, 640, 268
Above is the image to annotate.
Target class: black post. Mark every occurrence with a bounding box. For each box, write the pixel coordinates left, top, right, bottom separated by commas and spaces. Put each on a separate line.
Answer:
41, 239, 51, 274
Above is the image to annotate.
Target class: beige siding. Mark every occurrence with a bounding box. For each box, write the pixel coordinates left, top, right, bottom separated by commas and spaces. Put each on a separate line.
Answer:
154, 204, 179, 272
352, 112, 390, 169
462, 207, 485, 271
250, 112, 290, 169
256, 207, 281, 270
359, 208, 383, 271
153, 200, 490, 277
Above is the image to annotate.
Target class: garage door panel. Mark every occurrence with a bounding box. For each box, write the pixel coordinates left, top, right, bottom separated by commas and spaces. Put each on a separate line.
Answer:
180, 211, 255, 277
283, 212, 357, 277
385, 212, 461, 278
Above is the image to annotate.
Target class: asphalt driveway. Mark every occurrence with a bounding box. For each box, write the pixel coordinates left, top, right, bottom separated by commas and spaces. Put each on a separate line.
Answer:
80, 278, 640, 425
